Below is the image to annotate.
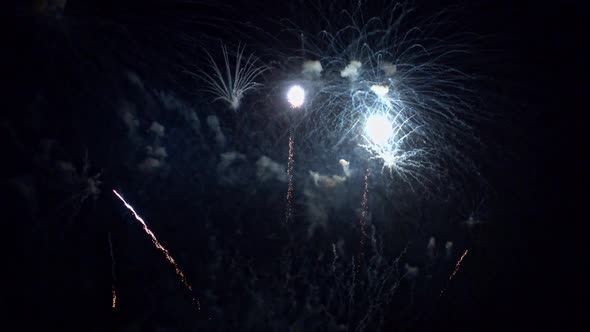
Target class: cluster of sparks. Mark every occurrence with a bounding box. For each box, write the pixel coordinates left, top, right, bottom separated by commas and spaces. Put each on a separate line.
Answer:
358, 167, 370, 258
112, 189, 200, 310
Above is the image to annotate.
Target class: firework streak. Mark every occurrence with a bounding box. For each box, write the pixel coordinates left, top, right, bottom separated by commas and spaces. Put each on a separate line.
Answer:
440, 249, 469, 298
285, 131, 295, 223
359, 168, 370, 259
449, 249, 469, 281
112, 285, 117, 309
108, 232, 117, 309
112, 189, 200, 310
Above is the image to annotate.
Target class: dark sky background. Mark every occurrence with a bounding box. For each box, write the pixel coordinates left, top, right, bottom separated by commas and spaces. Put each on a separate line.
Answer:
5, 0, 584, 331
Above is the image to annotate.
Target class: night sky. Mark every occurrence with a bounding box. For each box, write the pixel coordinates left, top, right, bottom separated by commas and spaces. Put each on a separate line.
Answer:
6, 0, 584, 331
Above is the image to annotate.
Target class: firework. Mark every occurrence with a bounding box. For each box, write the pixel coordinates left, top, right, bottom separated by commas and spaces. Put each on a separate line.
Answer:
449, 249, 469, 282
267, 0, 484, 190
188, 43, 269, 111
111, 285, 117, 309
285, 132, 295, 223
112, 189, 200, 310
440, 249, 469, 298
284, 85, 305, 223
108, 232, 117, 310
358, 167, 370, 258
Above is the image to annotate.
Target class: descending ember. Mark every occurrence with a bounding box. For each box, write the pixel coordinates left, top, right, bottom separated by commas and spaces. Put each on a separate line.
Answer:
111, 285, 117, 309
440, 249, 469, 298
108, 232, 117, 309
449, 249, 469, 282
112, 189, 200, 310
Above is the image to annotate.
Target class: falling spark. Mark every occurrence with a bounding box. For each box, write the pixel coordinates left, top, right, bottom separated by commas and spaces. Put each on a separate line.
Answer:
112, 189, 200, 310
111, 285, 117, 309
440, 249, 469, 298
449, 249, 469, 281
108, 232, 117, 310
358, 168, 370, 258
285, 131, 295, 223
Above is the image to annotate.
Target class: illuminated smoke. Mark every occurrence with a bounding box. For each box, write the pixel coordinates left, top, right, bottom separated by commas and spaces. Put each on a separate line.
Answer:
340, 60, 362, 81
301, 60, 323, 78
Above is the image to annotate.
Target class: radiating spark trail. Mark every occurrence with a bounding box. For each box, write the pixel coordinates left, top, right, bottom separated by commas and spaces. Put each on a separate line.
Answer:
112, 189, 200, 310
440, 249, 469, 298
358, 168, 370, 258
449, 249, 469, 282
285, 131, 295, 223
108, 232, 117, 309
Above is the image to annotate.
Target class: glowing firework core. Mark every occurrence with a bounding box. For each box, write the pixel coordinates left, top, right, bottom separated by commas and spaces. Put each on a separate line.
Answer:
365, 114, 393, 146
287, 85, 305, 108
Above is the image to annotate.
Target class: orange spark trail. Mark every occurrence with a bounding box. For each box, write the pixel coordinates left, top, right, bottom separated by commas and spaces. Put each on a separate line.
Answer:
285, 131, 295, 223
112, 189, 200, 310
108, 232, 117, 310
440, 249, 469, 298
449, 249, 469, 282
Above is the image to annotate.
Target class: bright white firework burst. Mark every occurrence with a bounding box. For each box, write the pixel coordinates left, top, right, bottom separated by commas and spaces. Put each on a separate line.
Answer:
287, 85, 305, 109
361, 110, 428, 184
270, 0, 484, 189
365, 114, 393, 146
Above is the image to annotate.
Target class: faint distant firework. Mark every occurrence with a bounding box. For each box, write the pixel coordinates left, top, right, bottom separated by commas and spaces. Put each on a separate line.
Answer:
358, 167, 370, 258
108, 232, 117, 309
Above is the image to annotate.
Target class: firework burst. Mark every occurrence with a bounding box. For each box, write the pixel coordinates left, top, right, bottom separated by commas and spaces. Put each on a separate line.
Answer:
260, 0, 485, 191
